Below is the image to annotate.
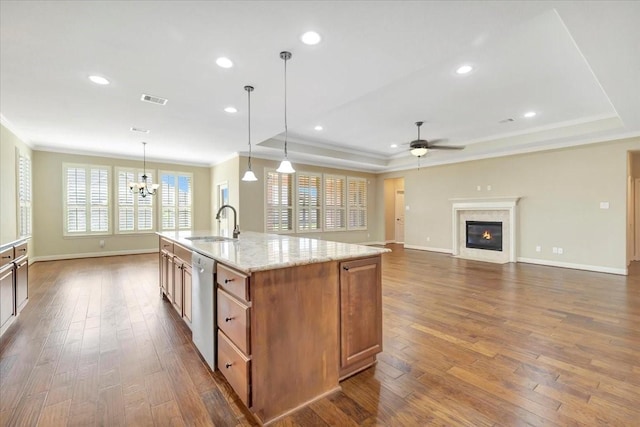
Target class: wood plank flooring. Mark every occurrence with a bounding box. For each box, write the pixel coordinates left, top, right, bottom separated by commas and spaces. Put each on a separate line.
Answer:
1, 246, 639, 426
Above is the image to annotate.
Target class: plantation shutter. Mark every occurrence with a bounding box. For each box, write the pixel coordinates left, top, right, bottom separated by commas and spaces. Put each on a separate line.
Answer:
347, 177, 367, 230
265, 170, 293, 232
297, 172, 322, 232
324, 175, 346, 231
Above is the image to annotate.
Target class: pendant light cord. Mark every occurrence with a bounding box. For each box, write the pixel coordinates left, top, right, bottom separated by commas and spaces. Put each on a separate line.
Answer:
283, 54, 288, 158
248, 88, 252, 169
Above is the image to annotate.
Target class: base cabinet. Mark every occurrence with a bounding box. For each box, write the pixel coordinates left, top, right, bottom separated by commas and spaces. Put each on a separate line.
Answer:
0, 264, 15, 333
158, 237, 192, 325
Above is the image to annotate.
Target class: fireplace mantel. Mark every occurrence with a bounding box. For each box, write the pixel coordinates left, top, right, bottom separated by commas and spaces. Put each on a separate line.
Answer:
450, 197, 521, 263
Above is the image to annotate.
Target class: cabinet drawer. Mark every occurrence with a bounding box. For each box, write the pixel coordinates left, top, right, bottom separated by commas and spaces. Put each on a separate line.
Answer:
218, 330, 251, 406
14, 242, 28, 261
159, 238, 174, 254
0, 247, 14, 268
217, 289, 250, 355
173, 243, 191, 263
217, 264, 250, 301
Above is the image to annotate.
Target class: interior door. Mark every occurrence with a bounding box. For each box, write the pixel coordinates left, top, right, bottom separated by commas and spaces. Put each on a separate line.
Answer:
217, 182, 231, 237
635, 178, 640, 261
394, 190, 405, 243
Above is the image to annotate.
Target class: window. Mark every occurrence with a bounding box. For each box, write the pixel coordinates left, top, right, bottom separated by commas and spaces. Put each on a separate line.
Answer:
297, 172, 322, 232
347, 177, 367, 230
17, 152, 31, 237
265, 170, 293, 232
115, 168, 155, 233
160, 171, 192, 231
63, 164, 110, 235
324, 175, 346, 231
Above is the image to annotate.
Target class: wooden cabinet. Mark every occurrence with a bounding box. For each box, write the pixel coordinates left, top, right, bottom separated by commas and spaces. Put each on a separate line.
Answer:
0, 246, 16, 335
217, 263, 251, 407
339, 256, 383, 379
158, 237, 192, 325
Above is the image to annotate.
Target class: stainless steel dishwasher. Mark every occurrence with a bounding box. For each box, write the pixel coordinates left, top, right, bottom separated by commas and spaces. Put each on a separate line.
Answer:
192, 252, 216, 371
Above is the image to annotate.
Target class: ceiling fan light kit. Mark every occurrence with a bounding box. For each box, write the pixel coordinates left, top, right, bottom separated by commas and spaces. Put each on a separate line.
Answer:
408, 121, 464, 159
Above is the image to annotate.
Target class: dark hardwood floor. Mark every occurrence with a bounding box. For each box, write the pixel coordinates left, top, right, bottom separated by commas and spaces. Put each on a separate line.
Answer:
1, 245, 639, 426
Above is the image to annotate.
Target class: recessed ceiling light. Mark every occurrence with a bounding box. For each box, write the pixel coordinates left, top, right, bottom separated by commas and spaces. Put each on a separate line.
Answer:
456, 65, 473, 75
216, 57, 233, 68
88, 75, 110, 85
390, 144, 398, 148
314, 125, 323, 131
301, 31, 322, 45
524, 111, 537, 118
224, 106, 237, 113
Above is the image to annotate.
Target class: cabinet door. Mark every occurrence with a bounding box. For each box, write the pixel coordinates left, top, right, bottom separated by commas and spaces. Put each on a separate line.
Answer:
173, 258, 183, 315
339, 256, 382, 370
0, 267, 15, 330
160, 252, 168, 294
15, 259, 28, 312
167, 255, 175, 300
183, 263, 192, 323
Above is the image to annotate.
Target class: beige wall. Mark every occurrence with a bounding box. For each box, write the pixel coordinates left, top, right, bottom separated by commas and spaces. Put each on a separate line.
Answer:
32, 150, 211, 259
383, 178, 404, 242
378, 137, 640, 272
1, 125, 32, 248
238, 156, 380, 244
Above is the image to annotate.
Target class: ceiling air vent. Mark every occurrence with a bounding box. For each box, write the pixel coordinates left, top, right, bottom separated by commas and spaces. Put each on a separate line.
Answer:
130, 127, 149, 133
140, 94, 168, 105
499, 118, 514, 123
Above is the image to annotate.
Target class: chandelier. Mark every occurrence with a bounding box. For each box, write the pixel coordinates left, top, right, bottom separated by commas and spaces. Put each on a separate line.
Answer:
129, 142, 159, 197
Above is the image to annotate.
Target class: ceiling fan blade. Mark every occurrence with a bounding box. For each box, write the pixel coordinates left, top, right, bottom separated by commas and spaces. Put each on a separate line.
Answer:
428, 144, 465, 150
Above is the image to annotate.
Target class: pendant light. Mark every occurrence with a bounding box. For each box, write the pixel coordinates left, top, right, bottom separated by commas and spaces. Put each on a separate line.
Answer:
276, 51, 295, 174
129, 142, 159, 197
241, 85, 258, 182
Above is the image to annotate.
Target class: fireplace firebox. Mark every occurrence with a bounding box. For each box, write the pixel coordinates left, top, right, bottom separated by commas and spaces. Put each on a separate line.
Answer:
466, 221, 503, 251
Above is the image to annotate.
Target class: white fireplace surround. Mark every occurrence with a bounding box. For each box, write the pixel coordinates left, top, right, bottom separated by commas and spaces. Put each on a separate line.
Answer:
451, 197, 520, 263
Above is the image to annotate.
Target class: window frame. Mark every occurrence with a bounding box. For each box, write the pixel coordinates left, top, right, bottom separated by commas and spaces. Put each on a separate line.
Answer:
264, 168, 294, 234
296, 171, 323, 233
114, 167, 156, 234
323, 174, 347, 232
159, 170, 194, 232
62, 163, 111, 236
347, 176, 368, 231
17, 150, 32, 238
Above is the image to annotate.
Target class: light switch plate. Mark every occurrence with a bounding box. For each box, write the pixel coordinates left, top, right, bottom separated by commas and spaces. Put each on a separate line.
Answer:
600, 202, 609, 209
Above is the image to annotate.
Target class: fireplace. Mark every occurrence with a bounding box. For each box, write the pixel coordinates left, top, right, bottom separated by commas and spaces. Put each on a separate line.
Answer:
466, 221, 503, 252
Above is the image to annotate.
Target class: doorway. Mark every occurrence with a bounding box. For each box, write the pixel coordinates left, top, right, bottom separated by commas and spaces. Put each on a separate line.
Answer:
395, 190, 405, 243
384, 177, 405, 244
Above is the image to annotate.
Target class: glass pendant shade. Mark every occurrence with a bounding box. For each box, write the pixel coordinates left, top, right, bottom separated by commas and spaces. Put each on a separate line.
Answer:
276, 159, 295, 174
411, 147, 428, 157
242, 170, 258, 181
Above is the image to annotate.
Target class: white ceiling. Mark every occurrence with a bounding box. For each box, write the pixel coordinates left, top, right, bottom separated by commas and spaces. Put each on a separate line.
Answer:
1, 1, 639, 172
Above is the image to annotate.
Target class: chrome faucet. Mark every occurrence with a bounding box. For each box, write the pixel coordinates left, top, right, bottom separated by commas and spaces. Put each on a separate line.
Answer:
215, 205, 240, 238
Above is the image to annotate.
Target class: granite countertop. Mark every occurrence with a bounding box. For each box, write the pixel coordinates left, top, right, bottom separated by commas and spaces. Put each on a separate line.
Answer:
158, 230, 390, 274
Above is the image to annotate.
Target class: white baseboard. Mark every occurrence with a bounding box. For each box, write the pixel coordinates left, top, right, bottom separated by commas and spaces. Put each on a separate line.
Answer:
359, 241, 388, 246
31, 248, 158, 263
404, 244, 453, 254
517, 257, 627, 276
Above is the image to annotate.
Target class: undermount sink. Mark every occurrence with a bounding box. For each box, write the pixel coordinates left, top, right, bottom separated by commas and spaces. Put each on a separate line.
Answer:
185, 236, 235, 243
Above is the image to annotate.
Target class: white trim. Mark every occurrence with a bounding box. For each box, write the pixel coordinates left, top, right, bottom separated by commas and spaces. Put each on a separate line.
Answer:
404, 244, 453, 254
518, 257, 627, 276
31, 248, 158, 263
358, 241, 388, 246
451, 197, 520, 262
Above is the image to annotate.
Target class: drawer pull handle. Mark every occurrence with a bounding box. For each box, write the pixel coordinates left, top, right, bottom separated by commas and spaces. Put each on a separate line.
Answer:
343, 266, 350, 271
1, 256, 11, 259
225, 362, 233, 369
163, 244, 171, 247
225, 317, 234, 322
224, 278, 235, 283
19, 248, 26, 252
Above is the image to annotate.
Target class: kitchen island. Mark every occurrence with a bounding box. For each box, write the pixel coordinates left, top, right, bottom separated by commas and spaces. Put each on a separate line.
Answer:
157, 231, 389, 425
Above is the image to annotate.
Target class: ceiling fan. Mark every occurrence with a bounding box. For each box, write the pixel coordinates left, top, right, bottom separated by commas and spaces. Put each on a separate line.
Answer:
409, 121, 464, 157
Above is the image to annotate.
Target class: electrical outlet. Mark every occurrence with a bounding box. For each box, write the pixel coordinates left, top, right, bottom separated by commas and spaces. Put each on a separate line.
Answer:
487, 185, 492, 191
427, 237, 431, 242
535, 245, 541, 252
99, 239, 105, 248
552, 247, 558, 254
476, 185, 481, 191
557, 248, 563, 255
